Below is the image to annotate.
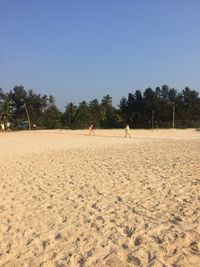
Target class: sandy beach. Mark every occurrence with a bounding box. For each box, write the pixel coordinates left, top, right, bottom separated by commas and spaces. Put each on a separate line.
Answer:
0, 129, 199, 267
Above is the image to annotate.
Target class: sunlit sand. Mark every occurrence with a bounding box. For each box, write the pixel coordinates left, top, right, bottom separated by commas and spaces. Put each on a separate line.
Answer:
0, 129, 199, 266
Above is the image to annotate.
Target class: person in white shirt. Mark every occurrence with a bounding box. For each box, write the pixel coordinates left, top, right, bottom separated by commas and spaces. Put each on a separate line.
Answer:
124, 124, 131, 138
6, 122, 11, 132
89, 124, 95, 136
1, 123, 5, 132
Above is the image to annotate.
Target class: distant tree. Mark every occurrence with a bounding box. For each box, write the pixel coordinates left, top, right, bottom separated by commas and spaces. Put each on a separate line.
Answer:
100, 95, 118, 128
88, 99, 102, 128
26, 90, 43, 126
41, 95, 48, 112
9, 85, 28, 124
0, 88, 5, 101
160, 85, 170, 102
0, 96, 13, 126
133, 90, 144, 127
168, 88, 177, 104
126, 93, 136, 126
61, 102, 77, 128
1, 84, 200, 129
76, 101, 90, 128
101, 95, 112, 110
143, 88, 158, 127
44, 104, 62, 129
48, 95, 56, 107
119, 97, 129, 124
155, 87, 161, 99
180, 87, 200, 126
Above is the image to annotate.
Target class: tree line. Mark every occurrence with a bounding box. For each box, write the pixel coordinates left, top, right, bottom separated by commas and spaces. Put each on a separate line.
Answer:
0, 85, 200, 130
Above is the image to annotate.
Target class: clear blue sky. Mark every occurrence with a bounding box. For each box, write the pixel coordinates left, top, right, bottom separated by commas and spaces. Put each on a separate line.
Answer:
1, 0, 200, 110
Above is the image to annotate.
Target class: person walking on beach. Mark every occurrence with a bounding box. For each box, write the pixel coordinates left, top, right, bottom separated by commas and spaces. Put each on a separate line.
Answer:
124, 124, 131, 138
89, 124, 95, 136
6, 121, 11, 132
1, 123, 5, 132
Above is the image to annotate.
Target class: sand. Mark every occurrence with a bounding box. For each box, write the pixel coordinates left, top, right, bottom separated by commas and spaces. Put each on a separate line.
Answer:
0, 129, 199, 267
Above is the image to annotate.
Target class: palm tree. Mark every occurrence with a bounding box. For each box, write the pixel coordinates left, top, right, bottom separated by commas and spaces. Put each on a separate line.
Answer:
101, 95, 112, 111
101, 95, 118, 128
0, 98, 13, 128
62, 102, 77, 128
101, 95, 112, 120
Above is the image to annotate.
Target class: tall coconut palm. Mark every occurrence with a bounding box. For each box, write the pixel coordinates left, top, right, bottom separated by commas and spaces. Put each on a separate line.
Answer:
0, 98, 14, 127
101, 95, 112, 111
101, 95, 112, 120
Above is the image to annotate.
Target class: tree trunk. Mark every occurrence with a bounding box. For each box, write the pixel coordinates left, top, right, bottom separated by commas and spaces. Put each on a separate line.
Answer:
172, 105, 175, 128
151, 109, 154, 129
24, 103, 31, 130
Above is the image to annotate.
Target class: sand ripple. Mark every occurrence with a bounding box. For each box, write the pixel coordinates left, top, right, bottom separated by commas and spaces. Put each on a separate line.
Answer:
0, 130, 199, 266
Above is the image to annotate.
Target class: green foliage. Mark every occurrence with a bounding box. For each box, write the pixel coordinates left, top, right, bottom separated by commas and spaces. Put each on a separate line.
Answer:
44, 105, 62, 129
0, 96, 13, 125
61, 102, 77, 129
0, 85, 200, 129
119, 86, 200, 128
88, 99, 102, 128
1, 86, 62, 129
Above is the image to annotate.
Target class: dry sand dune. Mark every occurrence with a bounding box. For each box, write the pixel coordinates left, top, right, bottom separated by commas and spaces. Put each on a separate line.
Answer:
0, 129, 200, 267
